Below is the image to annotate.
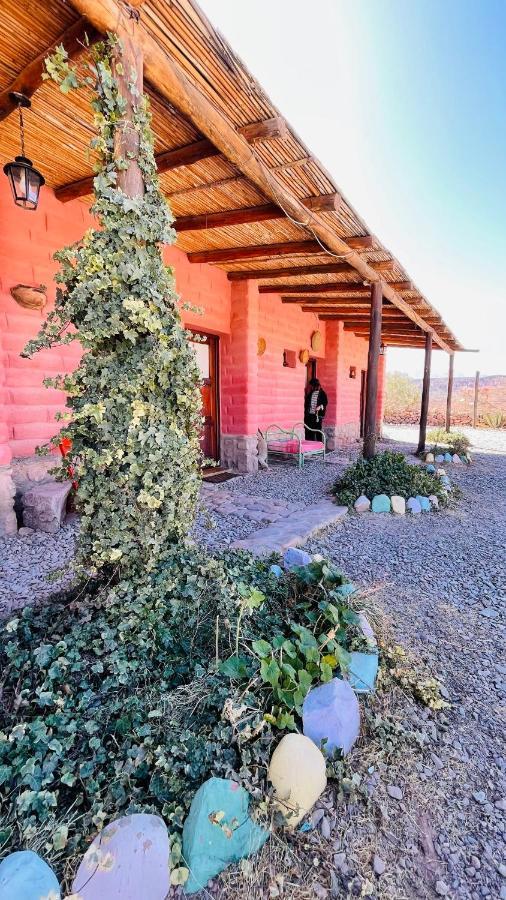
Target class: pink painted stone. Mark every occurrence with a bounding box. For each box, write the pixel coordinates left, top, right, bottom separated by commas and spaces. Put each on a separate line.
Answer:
71, 813, 170, 900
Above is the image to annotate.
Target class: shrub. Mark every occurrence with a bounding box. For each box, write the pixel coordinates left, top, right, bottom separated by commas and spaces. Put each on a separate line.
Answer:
332, 450, 449, 508
481, 412, 506, 429
426, 428, 470, 456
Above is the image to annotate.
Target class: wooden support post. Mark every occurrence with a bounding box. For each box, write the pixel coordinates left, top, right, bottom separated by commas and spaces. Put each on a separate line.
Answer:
417, 331, 433, 454
112, 22, 144, 198
445, 353, 454, 432
473, 370, 480, 427
363, 283, 383, 459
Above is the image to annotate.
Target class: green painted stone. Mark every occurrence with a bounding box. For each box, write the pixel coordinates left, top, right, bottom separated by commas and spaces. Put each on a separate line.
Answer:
371, 494, 391, 513
183, 777, 268, 893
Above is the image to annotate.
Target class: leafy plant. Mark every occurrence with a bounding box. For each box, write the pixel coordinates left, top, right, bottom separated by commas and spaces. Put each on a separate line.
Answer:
333, 450, 449, 508
426, 428, 470, 456
23, 37, 203, 577
481, 412, 506, 429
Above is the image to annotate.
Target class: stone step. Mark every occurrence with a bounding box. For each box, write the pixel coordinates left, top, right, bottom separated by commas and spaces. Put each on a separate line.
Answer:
232, 500, 347, 555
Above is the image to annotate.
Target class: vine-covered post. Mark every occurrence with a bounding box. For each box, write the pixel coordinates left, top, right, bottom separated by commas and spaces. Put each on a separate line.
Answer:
112, 18, 144, 198
417, 331, 433, 454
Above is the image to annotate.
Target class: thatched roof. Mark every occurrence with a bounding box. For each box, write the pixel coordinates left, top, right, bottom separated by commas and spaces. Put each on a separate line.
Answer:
0, 0, 464, 351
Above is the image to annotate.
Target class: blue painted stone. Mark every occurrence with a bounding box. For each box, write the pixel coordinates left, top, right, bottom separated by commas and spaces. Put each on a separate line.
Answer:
426, 464, 436, 474
460, 455, 468, 464
441, 476, 451, 488
302, 677, 360, 756
283, 547, 311, 570
183, 778, 268, 893
416, 495, 431, 512
407, 497, 422, 515
435, 454, 445, 463
371, 494, 391, 513
444, 452, 452, 463
0, 850, 60, 900
269, 564, 283, 578
335, 582, 356, 598
72, 814, 169, 900
348, 652, 379, 693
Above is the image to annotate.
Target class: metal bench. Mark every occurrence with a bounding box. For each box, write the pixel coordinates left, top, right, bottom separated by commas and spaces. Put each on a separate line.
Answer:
265, 423, 326, 469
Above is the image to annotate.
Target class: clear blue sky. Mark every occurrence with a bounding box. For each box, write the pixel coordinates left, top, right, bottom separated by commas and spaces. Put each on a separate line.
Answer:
200, 0, 505, 379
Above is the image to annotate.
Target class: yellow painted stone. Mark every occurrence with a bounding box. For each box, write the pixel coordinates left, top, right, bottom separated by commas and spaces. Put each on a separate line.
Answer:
268, 734, 327, 827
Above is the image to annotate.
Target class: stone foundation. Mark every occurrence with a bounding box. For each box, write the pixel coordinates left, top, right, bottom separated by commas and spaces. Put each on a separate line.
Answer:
0, 465, 17, 536
221, 434, 259, 474
324, 423, 360, 451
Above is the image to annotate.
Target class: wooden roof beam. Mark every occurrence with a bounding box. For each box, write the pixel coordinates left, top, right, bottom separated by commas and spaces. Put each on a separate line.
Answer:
303, 193, 342, 213
281, 296, 366, 304
260, 282, 368, 295
175, 203, 284, 232
56, 137, 221, 202
227, 262, 355, 281
187, 240, 320, 264
239, 116, 289, 143
388, 281, 413, 291
67, 0, 451, 351
0, 18, 99, 121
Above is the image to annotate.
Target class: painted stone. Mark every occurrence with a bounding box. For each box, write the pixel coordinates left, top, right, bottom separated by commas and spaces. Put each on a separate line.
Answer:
460, 455, 469, 464
284, 547, 311, 570
407, 497, 422, 515
391, 495, 406, 515
428, 495, 439, 509
22, 481, 71, 534
466, 452, 472, 463
441, 476, 451, 488
452, 454, 462, 464
357, 611, 377, 648
71, 813, 169, 900
0, 850, 60, 900
268, 734, 327, 827
182, 777, 268, 893
425, 452, 435, 463
347, 651, 379, 693
437, 468, 446, 476
354, 494, 370, 513
435, 454, 445, 463
426, 463, 436, 474
269, 564, 283, 578
335, 582, 356, 598
443, 452, 452, 463
416, 495, 431, 512
371, 494, 391, 513
303, 677, 360, 756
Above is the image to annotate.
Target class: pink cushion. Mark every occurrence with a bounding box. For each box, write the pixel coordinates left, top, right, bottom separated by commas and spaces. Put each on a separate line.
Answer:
267, 439, 324, 454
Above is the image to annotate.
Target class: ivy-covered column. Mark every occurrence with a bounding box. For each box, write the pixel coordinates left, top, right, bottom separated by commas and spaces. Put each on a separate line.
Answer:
221, 280, 259, 473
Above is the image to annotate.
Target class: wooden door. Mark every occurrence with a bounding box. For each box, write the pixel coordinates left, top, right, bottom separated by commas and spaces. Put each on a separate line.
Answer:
359, 369, 367, 438
190, 333, 219, 461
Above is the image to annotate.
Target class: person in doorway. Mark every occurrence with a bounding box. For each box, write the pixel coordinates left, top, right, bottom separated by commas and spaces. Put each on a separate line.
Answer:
304, 378, 328, 440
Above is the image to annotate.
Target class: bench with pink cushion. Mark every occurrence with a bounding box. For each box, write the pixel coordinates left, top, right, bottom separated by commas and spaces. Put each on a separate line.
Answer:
265, 423, 326, 468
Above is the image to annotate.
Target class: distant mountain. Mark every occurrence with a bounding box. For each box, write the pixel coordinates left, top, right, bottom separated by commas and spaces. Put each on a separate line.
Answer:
415, 375, 506, 398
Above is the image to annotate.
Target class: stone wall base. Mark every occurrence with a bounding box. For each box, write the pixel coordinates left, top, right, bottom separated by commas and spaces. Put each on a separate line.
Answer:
0, 465, 17, 536
221, 434, 259, 474
324, 423, 361, 451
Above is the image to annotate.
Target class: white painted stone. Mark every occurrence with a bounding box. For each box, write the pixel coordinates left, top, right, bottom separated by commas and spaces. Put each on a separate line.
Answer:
425, 452, 435, 463
268, 734, 327, 826
358, 611, 377, 648
391, 495, 406, 515
428, 495, 439, 509
354, 494, 371, 513
437, 468, 446, 476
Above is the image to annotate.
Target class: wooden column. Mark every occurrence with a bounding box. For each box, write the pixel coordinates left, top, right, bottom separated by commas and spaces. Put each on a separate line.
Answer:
473, 371, 480, 427
363, 282, 383, 459
445, 353, 454, 432
417, 331, 433, 453
112, 19, 144, 198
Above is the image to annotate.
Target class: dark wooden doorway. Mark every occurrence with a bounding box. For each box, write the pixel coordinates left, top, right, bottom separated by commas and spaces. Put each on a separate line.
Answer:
359, 369, 367, 438
190, 333, 219, 461
306, 358, 317, 386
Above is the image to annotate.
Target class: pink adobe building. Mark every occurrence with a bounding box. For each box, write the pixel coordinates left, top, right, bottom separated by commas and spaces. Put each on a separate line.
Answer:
0, 178, 384, 533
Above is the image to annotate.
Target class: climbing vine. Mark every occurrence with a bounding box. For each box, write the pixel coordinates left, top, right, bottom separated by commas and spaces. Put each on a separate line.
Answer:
23, 37, 202, 575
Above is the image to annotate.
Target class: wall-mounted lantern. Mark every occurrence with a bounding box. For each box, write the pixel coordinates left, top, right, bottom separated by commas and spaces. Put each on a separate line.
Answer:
3, 93, 45, 211
349, 366, 357, 379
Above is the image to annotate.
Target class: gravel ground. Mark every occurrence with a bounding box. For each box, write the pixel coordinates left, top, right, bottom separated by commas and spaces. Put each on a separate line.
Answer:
304, 445, 506, 899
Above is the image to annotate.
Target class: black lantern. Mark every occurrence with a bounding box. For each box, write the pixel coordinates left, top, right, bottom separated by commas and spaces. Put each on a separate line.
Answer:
3, 93, 44, 211
379, 342, 385, 356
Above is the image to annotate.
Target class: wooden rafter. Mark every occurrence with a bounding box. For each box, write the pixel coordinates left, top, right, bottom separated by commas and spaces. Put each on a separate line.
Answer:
227, 262, 355, 281
175, 203, 284, 232
260, 282, 368, 295
187, 240, 320, 264
238, 116, 289, 143
0, 18, 99, 121
346, 236, 374, 250
303, 193, 342, 213
56, 138, 221, 202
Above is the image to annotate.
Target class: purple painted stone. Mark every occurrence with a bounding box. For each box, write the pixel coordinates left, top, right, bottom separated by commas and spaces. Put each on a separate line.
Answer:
71, 813, 170, 900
